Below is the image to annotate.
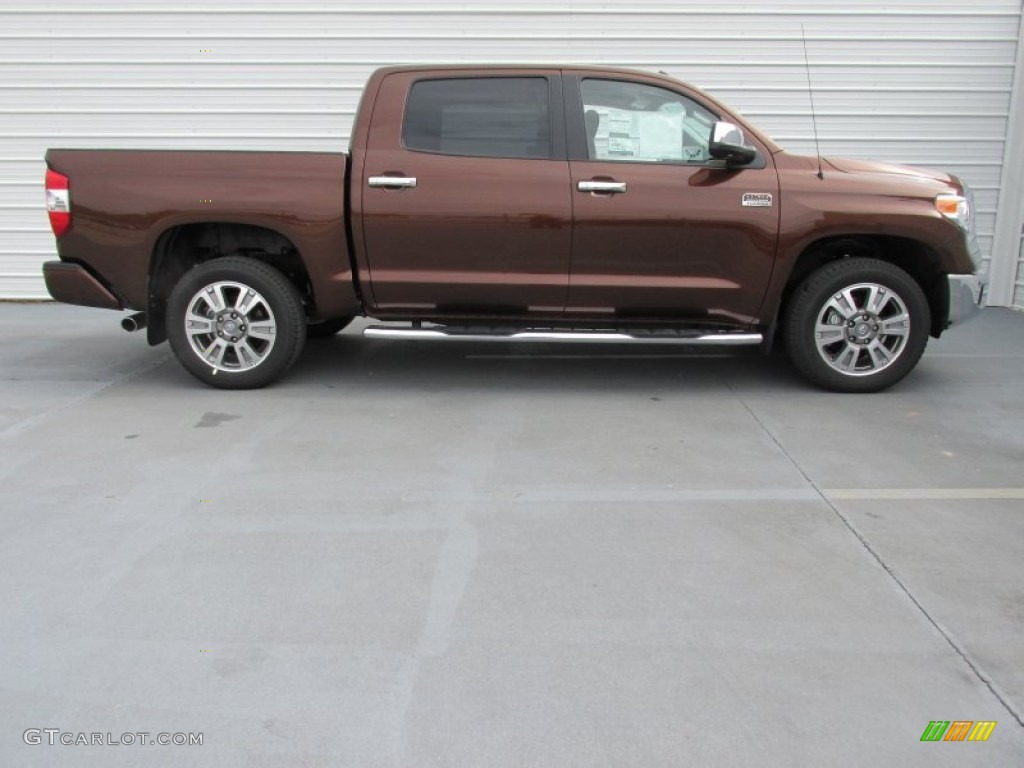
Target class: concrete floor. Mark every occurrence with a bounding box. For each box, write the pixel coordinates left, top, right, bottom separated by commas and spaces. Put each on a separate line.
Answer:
1, 302, 1023, 767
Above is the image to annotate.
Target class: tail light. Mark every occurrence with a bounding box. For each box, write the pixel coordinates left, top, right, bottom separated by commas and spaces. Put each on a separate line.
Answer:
45, 168, 71, 238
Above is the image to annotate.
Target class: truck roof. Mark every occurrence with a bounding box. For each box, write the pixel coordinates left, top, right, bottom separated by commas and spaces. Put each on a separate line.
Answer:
374, 63, 662, 75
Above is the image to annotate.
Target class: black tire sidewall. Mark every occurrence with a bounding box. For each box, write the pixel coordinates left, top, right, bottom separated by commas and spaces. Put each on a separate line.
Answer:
167, 257, 306, 389
784, 258, 931, 393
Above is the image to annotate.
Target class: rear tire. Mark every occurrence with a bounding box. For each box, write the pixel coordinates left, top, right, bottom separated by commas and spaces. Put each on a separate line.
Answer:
783, 257, 930, 393
167, 257, 306, 389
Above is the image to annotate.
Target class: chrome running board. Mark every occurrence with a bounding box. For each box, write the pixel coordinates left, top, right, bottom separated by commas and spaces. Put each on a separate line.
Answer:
363, 326, 763, 346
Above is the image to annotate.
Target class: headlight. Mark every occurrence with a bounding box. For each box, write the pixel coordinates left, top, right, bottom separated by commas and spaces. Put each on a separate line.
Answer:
936, 192, 972, 234
963, 182, 977, 238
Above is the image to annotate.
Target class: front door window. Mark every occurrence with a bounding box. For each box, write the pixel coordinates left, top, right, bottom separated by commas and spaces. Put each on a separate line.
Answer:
580, 79, 718, 165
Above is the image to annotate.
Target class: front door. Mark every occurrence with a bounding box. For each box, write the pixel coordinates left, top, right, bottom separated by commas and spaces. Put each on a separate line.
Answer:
358, 72, 571, 318
565, 74, 779, 325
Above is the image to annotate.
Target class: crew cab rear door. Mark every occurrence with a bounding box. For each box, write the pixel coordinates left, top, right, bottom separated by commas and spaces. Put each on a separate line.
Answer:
355, 70, 571, 317
564, 72, 779, 325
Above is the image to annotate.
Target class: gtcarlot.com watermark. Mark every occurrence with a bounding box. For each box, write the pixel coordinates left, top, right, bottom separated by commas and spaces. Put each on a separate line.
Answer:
24, 729, 203, 747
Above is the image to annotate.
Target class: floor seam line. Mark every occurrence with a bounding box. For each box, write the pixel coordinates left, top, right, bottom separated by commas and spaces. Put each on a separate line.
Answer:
728, 383, 1024, 730
0, 354, 171, 441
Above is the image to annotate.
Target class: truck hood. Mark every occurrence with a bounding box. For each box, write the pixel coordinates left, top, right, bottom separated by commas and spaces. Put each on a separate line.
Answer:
823, 157, 955, 186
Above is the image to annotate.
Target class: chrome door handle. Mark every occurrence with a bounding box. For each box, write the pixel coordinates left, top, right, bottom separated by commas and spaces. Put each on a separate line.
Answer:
368, 176, 417, 189
578, 180, 627, 194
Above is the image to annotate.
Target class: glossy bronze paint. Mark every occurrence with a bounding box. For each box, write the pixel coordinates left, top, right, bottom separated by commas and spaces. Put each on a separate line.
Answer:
566, 160, 778, 325
46, 64, 975, 336
42, 261, 122, 310
758, 151, 974, 326
351, 68, 572, 317
44, 149, 358, 318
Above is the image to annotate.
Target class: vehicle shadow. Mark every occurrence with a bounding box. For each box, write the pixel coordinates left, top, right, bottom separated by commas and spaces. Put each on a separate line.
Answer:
279, 334, 808, 396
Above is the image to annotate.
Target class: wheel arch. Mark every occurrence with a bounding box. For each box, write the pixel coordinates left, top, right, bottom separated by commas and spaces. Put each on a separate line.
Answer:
776, 235, 948, 340
146, 221, 314, 345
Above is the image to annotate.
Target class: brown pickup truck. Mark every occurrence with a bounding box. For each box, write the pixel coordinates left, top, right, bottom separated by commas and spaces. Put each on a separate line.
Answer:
43, 65, 985, 391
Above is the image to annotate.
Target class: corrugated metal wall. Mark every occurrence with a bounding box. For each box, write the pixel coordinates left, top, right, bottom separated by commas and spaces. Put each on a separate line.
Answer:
1019, 236, 1024, 306
1018, 230, 1024, 306
1, 0, 1021, 305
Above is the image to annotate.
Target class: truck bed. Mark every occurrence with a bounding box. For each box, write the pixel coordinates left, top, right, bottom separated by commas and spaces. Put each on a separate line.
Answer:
45, 148, 357, 318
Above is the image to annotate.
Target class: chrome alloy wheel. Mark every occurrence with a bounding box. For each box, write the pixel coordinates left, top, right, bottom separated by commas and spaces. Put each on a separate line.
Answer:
814, 282, 910, 376
184, 281, 277, 372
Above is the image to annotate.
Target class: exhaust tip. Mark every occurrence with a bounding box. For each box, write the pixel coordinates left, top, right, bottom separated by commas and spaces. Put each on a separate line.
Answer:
121, 312, 147, 332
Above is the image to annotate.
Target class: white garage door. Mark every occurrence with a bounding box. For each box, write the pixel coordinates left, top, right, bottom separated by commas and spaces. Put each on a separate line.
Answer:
1, 0, 1021, 304
1019, 233, 1024, 307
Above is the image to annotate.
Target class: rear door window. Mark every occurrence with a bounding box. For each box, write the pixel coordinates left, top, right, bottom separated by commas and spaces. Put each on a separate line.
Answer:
403, 77, 552, 159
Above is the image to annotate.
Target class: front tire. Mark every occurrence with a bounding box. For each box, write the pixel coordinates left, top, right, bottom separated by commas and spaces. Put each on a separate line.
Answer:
783, 257, 930, 393
167, 257, 306, 389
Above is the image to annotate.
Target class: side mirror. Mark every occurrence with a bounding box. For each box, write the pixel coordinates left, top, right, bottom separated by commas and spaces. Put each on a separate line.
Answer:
709, 121, 756, 166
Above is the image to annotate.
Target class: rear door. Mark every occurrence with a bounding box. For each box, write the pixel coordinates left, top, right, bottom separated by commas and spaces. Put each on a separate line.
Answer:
564, 73, 779, 325
357, 71, 571, 317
